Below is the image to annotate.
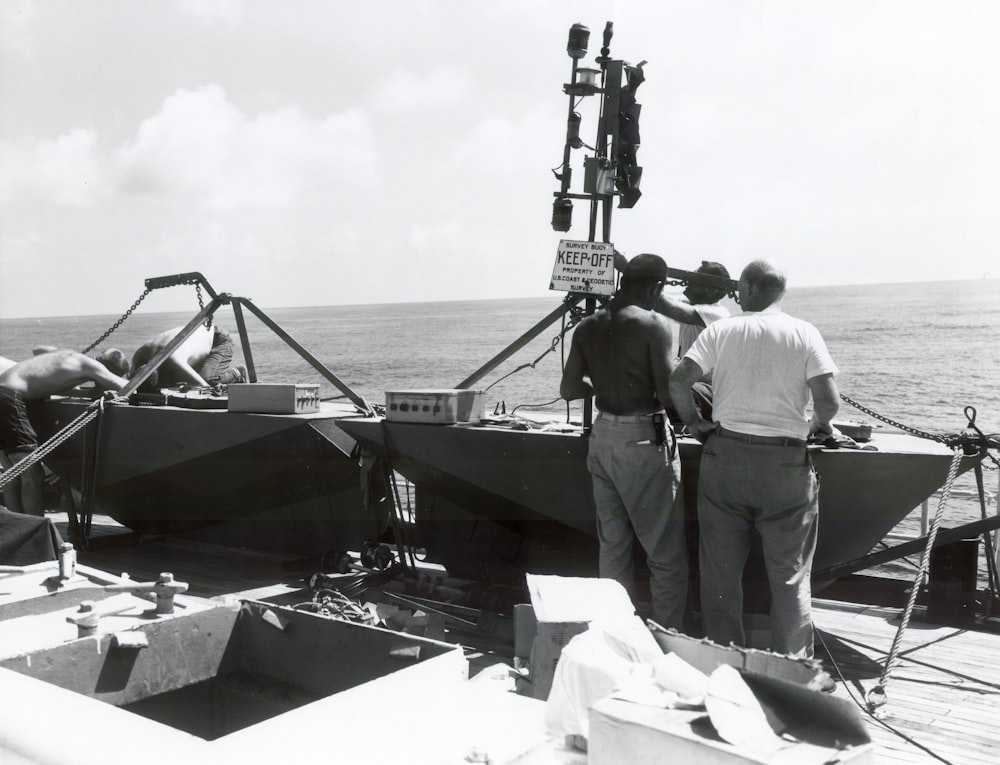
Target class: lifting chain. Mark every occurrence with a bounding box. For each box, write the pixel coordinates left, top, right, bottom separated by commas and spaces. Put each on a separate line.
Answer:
81, 288, 151, 354
840, 392, 949, 443
841, 395, 1000, 461
664, 276, 739, 302
81, 280, 210, 354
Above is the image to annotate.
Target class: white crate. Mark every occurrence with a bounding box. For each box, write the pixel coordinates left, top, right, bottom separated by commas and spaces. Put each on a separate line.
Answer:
227, 384, 320, 414
589, 687, 872, 765
385, 389, 483, 424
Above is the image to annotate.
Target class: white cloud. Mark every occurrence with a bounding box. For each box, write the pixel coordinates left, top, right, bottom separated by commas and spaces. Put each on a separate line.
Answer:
115, 85, 378, 211
410, 220, 463, 253
0, 128, 105, 208
370, 65, 475, 113
0, 0, 36, 58
175, 0, 244, 27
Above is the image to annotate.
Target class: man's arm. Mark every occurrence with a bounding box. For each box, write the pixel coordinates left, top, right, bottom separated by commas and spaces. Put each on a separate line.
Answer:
651, 293, 706, 326
807, 373, 840, 438
80, 357, 128, 392
559, 332, 593, 402
669, 358, 716, 441
166, 356, 209, 386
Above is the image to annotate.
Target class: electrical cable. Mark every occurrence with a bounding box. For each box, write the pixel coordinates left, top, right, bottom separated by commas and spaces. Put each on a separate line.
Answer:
813, 628, 955, 765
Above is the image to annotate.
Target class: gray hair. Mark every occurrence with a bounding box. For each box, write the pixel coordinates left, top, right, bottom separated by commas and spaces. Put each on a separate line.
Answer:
741, 259, 787, 299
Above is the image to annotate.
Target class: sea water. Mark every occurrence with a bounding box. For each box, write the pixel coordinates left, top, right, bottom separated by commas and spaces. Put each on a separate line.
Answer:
1, 279, 998, 579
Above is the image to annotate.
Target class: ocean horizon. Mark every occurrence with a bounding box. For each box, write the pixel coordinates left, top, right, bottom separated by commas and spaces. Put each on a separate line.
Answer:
2, 278, 997, 434
1, 275, 996, 323
1, 276, 998, 584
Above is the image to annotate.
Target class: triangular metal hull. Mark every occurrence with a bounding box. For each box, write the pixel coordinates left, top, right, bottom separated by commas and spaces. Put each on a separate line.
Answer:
339, 418, 974, 583
30, 399, 382, 556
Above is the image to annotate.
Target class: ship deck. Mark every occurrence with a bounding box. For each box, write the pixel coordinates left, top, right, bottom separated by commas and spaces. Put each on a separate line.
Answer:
49, 512, 1000, 765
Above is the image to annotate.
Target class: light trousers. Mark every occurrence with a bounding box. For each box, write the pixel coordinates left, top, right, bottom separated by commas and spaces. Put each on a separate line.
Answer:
587, 413, 688, 629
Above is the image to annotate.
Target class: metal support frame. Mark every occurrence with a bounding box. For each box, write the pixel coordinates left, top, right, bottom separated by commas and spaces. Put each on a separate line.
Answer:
120, 273, 374, 415
456, 297, 582, 390
813, 513, 1000, 590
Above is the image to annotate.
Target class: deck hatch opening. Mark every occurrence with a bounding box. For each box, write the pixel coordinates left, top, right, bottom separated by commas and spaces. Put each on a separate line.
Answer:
3, 600, 459, 742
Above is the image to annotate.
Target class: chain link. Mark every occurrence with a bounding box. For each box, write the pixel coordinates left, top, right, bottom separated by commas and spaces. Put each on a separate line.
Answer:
196, 284, 212, 329
664, 277, 739, 302
81, 279, 210, 353
81, 289, 151, 354
840, 392, 951, 444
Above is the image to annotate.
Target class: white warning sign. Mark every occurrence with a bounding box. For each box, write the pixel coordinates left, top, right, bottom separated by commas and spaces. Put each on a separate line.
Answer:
549, 240, 616, 296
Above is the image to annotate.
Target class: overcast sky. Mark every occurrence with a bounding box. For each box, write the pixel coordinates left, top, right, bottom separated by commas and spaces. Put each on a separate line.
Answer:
1, 0, 997, 318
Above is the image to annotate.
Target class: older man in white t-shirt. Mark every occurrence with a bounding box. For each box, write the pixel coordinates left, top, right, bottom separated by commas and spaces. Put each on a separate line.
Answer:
668, 259, 840, 659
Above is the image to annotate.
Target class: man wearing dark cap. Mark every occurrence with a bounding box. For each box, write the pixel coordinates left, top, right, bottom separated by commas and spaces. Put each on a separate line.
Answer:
615, 255, 732, 423
560, 253, 688, 629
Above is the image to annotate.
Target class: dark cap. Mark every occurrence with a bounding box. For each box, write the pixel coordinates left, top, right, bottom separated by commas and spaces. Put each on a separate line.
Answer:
624, 253, 667, 283
697, 260, 730, 280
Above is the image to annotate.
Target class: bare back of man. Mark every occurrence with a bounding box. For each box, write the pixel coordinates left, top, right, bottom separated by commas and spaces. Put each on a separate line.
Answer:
558, 253, 687, 629
0, 350, 128, 399
0, 350, 127, 515
131, 325, 214, 387
563, 305, 675, 416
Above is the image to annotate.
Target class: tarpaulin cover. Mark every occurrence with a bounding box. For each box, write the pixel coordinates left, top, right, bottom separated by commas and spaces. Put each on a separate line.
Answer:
0, 506, 63, 565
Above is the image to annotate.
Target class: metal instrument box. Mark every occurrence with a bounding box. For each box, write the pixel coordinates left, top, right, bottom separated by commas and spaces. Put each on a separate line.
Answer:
227, 384, 320, 414
385, 389, 484, 424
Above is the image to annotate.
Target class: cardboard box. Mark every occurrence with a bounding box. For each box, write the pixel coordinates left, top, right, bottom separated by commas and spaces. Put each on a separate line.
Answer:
385, 389, 483, 424
227, 384, 320, 414
589, 675, 873, 765
528, 620, 589, 701
523, 575, 639, 701
649, 623, 827, 688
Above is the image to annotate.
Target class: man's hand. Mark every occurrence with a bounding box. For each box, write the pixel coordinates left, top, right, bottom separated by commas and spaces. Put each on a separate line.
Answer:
808, 415, 835, 440
690, 419, 719, 444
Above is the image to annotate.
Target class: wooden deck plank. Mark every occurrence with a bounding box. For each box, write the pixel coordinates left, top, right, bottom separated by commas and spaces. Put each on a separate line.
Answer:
34, 515, 1000, 765
813, 598, 1000, 765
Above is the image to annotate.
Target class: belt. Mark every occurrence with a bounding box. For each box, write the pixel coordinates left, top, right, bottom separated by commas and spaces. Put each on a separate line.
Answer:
597, 411, 665, 424
716, 426, 806, 448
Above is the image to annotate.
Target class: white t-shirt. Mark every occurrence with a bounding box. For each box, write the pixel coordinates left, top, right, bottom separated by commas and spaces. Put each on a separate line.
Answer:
676, 302, 731, 360
683, 307, 838, 439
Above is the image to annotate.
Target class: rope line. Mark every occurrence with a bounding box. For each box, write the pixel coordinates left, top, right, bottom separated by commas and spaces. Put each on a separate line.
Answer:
0, 397, 118, 489
814, 629, 955, 764
865, 447, 966, 715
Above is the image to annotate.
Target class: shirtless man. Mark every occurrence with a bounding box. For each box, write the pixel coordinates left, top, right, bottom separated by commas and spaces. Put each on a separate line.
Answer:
0, 349, 128, 515
559, 253, 688, 629
130, 324, 245, 389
